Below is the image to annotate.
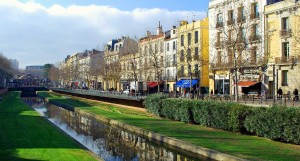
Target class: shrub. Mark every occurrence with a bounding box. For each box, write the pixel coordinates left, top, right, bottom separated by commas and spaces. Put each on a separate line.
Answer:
161, 99, 194, 123
245, 106, 300, 144
143, 94, 167, 116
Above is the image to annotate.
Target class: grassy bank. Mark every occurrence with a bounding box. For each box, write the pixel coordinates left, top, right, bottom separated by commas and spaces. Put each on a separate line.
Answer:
38, 91, 300, 161
0, 92, 99, 161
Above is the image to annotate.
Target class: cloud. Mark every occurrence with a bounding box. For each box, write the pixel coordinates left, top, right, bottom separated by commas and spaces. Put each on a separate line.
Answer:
0, 0, 206, 68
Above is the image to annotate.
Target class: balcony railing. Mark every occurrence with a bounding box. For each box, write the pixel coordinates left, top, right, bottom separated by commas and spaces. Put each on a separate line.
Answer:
275, 56, 296, 64
216, 22, 223, 28
162, 76, 176, 81
280, 29, 292, 38
250, 12, 259, 20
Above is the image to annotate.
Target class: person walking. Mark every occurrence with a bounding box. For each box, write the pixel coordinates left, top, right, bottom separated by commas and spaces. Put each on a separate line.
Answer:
293, 89, 299, 101
277, 87, 283, 100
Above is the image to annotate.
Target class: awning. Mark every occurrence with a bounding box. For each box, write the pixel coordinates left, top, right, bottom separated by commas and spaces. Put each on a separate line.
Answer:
176, 79, 198, 88
147, 82, 159, 88
235, 81, 260, 87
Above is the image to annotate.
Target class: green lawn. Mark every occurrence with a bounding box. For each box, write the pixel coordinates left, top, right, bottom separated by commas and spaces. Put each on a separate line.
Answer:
38, 91, 300, 161
0, 92, 99, 161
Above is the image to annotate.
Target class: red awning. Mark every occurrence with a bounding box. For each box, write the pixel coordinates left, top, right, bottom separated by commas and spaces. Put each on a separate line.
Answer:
147, 82, 159, 88
234, 81, 259, 87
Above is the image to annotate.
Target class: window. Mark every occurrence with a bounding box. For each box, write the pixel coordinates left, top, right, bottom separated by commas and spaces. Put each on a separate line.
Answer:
188, 33, 191, 46
195, 31, 199, 43
160, 42, 164, 52
173, 54, 176, 65
228, 10, 233, 20
173, 30, 175, 34
255, 24, 259, 36
283, 42, 289, 58
282, 70, 288, 86
187, 49, 192, 61
173, 41, 176, 50
195, 47, 199, 56
282, 17, 289, 30
167, 43, 169, 51
188, 64, 191, 74
180, 50, 184, 61
217, 13, 223, 23
251, 3, 259, 19
181, 65, 184, 76
194, 64, 199, 72
181, 35, 184, 46
238, 6, 245, 23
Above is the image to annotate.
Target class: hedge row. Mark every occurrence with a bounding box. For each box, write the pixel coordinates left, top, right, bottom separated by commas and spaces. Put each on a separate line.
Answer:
144, 94, 300, 145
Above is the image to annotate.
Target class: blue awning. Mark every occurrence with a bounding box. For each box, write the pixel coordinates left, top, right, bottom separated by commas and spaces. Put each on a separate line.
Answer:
176, 79, 199, 88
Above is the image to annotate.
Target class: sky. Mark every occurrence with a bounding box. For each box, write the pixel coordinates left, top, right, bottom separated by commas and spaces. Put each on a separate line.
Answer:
0, 0, 210, 68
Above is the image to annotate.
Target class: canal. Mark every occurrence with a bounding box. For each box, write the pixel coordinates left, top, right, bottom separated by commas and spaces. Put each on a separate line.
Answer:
22, 97, 212, 161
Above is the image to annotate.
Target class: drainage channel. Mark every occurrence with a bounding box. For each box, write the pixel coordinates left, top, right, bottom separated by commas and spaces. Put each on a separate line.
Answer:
22, 97, 212, 161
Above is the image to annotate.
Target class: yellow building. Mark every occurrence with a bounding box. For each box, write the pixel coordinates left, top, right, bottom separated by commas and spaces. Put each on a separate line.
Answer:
265, 0, 300, 97
176, 18, 209, 93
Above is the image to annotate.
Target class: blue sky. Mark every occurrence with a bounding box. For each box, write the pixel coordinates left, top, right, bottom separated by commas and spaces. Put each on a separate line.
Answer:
19, 0, 210, 11
0, 0, 209, 68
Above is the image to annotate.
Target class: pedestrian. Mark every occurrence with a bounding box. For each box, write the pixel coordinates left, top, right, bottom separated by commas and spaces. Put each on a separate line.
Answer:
277, 87, 283, 100
293, 89, 299, 101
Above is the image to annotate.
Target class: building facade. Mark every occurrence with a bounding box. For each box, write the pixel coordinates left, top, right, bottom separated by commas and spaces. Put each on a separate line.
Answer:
104, 37, 138, 91
209, 0, 266, 96
265, 0, 300, 97
138, 22, 165, 93
176, 18, 209, 94
163, 26, 178, 92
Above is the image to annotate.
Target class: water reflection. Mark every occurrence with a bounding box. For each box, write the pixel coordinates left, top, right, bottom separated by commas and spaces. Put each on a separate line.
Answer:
23, 97, 210, 161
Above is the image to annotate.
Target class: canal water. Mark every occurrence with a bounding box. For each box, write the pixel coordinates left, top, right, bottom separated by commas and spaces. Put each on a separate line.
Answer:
22, 97, 212, 161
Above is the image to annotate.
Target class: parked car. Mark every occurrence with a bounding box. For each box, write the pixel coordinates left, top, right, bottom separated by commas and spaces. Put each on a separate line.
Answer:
123, 89, 130, 94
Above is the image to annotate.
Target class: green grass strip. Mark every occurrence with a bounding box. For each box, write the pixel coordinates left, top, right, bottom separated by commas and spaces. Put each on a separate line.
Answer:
38, 91, 300, 161
0, 92, 98, 161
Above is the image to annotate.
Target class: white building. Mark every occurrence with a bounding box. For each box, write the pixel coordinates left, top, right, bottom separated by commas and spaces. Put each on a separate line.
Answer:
209, 0, 266, 96
164, 26, 177, 91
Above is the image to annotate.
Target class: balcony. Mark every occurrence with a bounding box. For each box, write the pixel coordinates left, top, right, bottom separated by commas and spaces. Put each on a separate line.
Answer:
280, 29, 292, 38
216, 22, 223, 28
250, 12, 259, 20
275, 56, 296, 64
227, 19, 235, 26
162, 76, 176, 81
249, 34, 261, 42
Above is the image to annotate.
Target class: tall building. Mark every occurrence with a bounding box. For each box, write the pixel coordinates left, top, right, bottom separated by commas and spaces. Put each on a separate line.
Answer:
103, 37, 138, 91
163, 26, 178, 92
138, 22, 165, 92
176, 18, 209, 93
265, 0, 300, 97
209, 0, 266, 96
9, 59, 19, 71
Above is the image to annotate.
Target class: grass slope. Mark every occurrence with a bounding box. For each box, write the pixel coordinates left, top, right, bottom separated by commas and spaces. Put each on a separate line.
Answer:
38, 92, 300, 161
0, 92, 98, 161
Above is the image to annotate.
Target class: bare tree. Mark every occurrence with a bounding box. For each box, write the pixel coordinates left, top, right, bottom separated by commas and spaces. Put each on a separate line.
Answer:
210, 3, 265, 101
0, 53, 13, 88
